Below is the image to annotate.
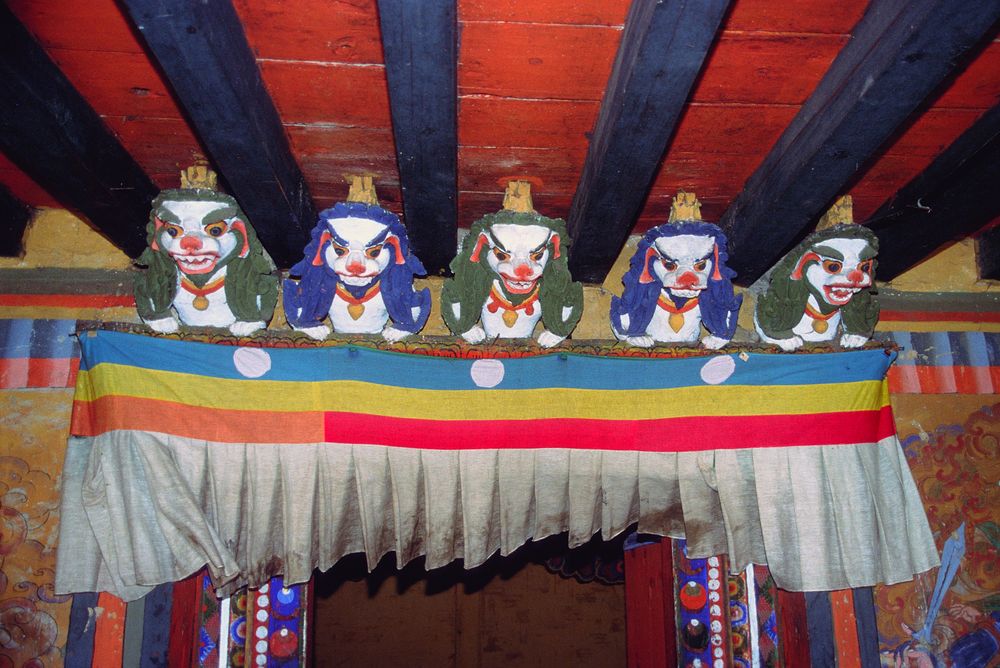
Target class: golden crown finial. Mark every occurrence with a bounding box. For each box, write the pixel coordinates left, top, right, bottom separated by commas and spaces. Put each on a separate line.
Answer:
180, 162, 217, 190
816, 195, 854, 230
502, 180, 535, 213
344, 175, 379, 205
669, 191, 702, 222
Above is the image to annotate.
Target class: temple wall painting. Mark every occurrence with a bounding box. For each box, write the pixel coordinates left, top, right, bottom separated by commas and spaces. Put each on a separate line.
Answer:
1, 209, 999, 666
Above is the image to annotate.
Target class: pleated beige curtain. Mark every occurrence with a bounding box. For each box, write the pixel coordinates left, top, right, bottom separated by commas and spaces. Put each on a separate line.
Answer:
56, 429, 939, 602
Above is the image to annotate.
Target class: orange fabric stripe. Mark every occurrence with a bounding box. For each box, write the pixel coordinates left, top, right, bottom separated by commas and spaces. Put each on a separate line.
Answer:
92, 592, 126, 668
72, 395, 325, 443
830, 589, 861, 667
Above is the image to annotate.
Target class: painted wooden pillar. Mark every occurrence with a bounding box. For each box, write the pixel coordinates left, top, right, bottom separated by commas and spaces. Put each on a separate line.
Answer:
623, 537, 677, 668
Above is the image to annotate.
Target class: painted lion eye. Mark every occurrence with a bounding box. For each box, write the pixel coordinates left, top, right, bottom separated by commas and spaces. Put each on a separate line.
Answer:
529, 249, 545, 262
205, 221, 227, 237
822, 260, 843, 274
164, 224, 182, 238
493, 248, 510, 262
332, 244, 349, 257
693, 259, 708, 272
365, 245, 383, 259
662, 259, 677, 272
858, 260, 873, 273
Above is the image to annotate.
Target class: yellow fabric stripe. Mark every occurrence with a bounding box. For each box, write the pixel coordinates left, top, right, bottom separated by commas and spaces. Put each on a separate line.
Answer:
75, 363, 890, 421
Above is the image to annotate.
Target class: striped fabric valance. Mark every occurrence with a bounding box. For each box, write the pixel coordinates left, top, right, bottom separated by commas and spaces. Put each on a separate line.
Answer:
56, 331, 938, 600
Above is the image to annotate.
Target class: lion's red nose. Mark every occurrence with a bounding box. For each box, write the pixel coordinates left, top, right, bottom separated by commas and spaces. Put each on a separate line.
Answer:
514, 263, 533, 279
677, 271, 698, 288
180, 235, 202, 251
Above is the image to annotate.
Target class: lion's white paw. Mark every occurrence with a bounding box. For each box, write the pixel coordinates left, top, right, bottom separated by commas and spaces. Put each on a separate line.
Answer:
461, 325, 487, 344
295, 324, 331, 341
145, 316, 179, 334
701, 334, 729, 350
840, 333, 868, 348
537, 330, 565, 348
229, 320, 265, 337
382, 326, 412, 343
773, 336, 803, 352
626, 335, 655, 348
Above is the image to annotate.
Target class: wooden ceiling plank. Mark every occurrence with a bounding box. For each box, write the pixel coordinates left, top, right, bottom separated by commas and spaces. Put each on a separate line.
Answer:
0, 183, 31, 257
118, 0, 315, 267
566, 0, 733, 283
865, 104, 1000, 280
377, 0, 457, 275
718, 0, 1000, 285
0, 5, 157, 258
977, 225, 1000, 281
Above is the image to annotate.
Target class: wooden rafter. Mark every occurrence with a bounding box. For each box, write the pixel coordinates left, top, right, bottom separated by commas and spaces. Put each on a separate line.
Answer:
0, 4, 157, 258
118, 0, 315, 268
376, 0, 458, 276
0, 183, 31, 257
718, 0, 1000, 285
566, 0, 732, 283
866, 104, 1000, 280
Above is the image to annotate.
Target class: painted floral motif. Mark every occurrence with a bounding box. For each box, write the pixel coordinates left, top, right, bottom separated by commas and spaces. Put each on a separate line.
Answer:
878, 402, 1000, 666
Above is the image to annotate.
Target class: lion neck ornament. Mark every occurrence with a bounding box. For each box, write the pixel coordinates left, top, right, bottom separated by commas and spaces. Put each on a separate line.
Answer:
134, 166, 278, 336
610, 194, 743, 349
283, 179, 430, 342
441, 182, 583, 348
755, 216, 879, 351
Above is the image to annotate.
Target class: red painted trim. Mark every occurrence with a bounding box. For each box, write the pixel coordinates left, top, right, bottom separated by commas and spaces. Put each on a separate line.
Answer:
0, 293, 134, 307
92, 592, 126, 668
776, 588, 811, 667
879, 310, 1000, 322
624, 539, 677, 668
168, 572, 201, 668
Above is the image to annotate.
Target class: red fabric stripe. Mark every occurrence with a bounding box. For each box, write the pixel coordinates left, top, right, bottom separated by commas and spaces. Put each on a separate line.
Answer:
972, 366, 994, 393
776, 589, 811, 667
169, 572, 201, 668
624, 539, 677, 668
324, 406, 896, 451
914, 366, 941, 394
27, 357, 71, 388
0, 293, 134, 307
879, 310, 1000, 322
0, 358, 29, 388
92, 592, 126, 668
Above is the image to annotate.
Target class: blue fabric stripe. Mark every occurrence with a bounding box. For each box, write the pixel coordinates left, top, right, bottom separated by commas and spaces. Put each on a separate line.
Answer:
945, 332, 968, 366
29, 319, 78, 359
985, 333, 1000, 367
140, 583, 172, 667
963, 331, 990, 367
930, 331, 955, 368
888, 331, 916, 365
0, 318, 35, 359
908, 332, 934, 364
65, 592, 98, 668
80, 330, 894, 390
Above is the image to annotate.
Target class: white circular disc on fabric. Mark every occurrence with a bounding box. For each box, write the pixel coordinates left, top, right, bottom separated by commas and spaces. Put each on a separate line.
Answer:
470, 359, 505, 388
699, 356, 735, 385
234, 347, 271, 378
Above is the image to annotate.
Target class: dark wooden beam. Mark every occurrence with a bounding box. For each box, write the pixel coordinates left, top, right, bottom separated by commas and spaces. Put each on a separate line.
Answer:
866, 103, 1000, 279
718, 0, 1000, 285
0, 183, 31, 257
0, 5, 157, 258
977, 225, 1000, 281
567, 0, 732, 283
376, 0, 457, 275
119, 0, 315, 268
623, 538, 677, 668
